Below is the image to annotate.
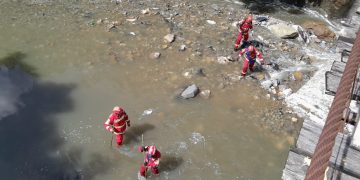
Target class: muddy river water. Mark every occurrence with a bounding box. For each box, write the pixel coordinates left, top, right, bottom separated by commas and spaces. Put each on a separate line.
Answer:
0, 0, 322, 179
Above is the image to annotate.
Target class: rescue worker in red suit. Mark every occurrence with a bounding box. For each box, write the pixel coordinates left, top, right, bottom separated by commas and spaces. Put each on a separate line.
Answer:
239, 45, 264, 77
104, 106, 130, 147
234, 15, 253, 50
138, 145, 161, 177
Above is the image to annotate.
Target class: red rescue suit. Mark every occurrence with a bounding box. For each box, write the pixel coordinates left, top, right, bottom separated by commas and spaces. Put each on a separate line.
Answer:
104, 107, 130, 146
138, 146, 161, 177
234, 16, 253, 49
239, 45, 264, 77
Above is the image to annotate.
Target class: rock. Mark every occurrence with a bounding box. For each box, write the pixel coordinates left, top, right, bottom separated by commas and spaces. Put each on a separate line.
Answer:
338, 27, 356, 43
357, 7, 360, 14
164, 34, 175, 43
217, 56, 229, 64
256, 16, 268, 22
297, 25, 309, 44
161, 44, 169, 49
206, 20, 216, 25
141, 8, 150, 14
279, 88, 292, 98
149, 52, 161, 59
200, 90, 211, 99
266, 94, 271, 99
107, 24, 116, 31
96, 19, 103, 24
268, 23, 298, 39
181, 84, 200, 99
302, 21, 336, 41
193, 67, 205, 76
126, 17, 138, 22
291, 117, 298, 123
261, 80, 273, 90
293, 71, 303, 81
179, 45, 186, 51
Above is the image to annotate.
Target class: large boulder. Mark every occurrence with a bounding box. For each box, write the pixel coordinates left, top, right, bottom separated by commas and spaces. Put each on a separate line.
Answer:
302, 21, 336, 41
268, 23, 299, 39
181, 84, 199, 99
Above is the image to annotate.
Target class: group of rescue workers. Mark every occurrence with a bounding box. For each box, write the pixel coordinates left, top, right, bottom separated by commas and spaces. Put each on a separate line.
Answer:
103, 14, 263, 178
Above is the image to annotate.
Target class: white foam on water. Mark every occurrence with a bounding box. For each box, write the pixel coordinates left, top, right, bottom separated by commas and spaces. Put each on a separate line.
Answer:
0, 66, 33, 120
189, 132, 205, 145
285, 47, 340, 125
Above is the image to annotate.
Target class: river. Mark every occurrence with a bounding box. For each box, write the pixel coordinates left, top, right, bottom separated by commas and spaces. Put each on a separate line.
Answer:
0, 0, 340, 179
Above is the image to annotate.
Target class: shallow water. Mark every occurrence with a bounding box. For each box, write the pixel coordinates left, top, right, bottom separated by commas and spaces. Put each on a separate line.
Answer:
0, 1, 308, 179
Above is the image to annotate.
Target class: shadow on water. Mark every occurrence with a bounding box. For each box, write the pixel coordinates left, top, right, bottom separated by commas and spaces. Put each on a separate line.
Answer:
0, 52, 112, 180
123, 123, 155, 145
159, 154, 183, 172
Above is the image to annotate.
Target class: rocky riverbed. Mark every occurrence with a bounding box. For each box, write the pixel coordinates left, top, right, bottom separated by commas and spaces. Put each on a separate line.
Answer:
1, 0, 359, 179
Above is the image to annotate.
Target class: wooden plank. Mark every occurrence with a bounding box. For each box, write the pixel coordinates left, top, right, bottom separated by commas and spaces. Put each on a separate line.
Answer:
296, 119, 322, 154
282, 150, 360, 180
325, 70, 360, 99
295, 119, 360, 178
282, 151, 307, 180
330, 134, 360, 179
326, 167, 360, 180
331, 61, 346, 74
341, 50, 351, 63
325, 71, 342, 96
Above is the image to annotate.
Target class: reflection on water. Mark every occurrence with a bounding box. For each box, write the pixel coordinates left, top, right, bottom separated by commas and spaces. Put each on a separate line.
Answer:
0, 1, 303, 179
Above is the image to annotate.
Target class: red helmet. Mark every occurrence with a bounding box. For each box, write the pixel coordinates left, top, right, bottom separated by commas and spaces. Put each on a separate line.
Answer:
246, 15, 252, 23
247, 45, 254, 52
112, 106, 123, 114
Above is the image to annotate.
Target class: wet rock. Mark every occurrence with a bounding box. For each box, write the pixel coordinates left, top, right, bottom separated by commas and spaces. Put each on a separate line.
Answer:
302, 21, 336, 41
161, 44, 169, 49
107, 23, 116, 31
278, 88, 292, 99
96, 19, 103, 24
126, 17, 138, 22
206, 20, 216, 25
256, 16, 269, 22
200, 89, 211, 99
266, 94, 271, 99
179, 45, 186, 51
150, 52, 161, 59
217, 56, 229, 64
181, 84, 199, 99
268, 23, 298, 39
297, 25, 309, 44
293, 71, 303, 81
141, 8, 150, 14
338, 27, 356, 43
261, 80, 273, 89
193, 67, 205, 76
164, 34, 175, 43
